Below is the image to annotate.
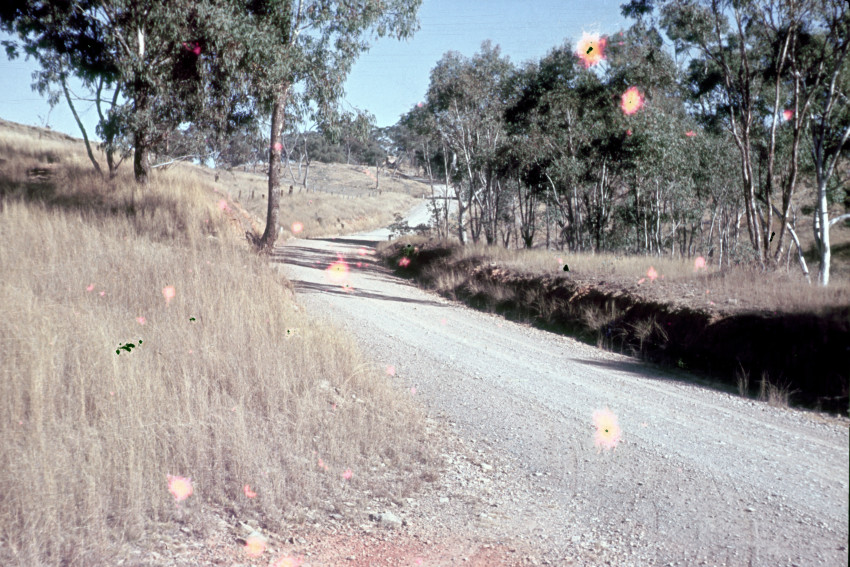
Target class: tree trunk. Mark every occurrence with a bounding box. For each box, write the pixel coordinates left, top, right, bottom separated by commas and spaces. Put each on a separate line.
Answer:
60, 73, 103, 178
258, 84, 290, 251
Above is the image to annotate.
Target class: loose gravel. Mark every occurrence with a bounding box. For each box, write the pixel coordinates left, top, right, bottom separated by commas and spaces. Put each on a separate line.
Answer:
271, 198, 849, 567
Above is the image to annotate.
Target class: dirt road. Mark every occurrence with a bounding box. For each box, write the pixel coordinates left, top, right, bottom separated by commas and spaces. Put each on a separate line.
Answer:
272, 200, 849, 566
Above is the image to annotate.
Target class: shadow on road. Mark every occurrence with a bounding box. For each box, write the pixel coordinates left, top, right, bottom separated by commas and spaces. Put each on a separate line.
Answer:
288, 278, 445, 306
574, 357, 747, 398
270, 245, 390, 278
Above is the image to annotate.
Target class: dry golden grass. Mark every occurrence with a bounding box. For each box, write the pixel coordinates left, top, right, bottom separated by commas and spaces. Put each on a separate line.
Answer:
400, 238, 850, 313
191, 160, 423, 240
0, 121, 438, 566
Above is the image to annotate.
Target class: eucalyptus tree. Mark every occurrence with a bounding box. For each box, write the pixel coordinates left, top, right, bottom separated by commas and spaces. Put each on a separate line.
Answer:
0, 0, 249, 185
424, 41, 514, 244
217, 0, 422, 251
793, 0, 849, 285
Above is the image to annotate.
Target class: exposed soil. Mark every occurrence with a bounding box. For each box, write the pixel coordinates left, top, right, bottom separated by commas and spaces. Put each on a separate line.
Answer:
385, 245, 850, 415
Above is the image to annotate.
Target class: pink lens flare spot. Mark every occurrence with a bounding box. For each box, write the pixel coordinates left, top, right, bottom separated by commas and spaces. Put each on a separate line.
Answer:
440, 318, 447, 325
356, 262, 362, 268
99, 291, 105, 296
326, 260, 349, 283
646, 266, 658, 282
386, 365, 396, 376
342, 468, 353, 480
182, 41, 201, 55
398, 257, 411, 267
162, 285, 176, 304
685, 130, 696, 137
621, 87, 644, 115
357, 247, 370, 256
136, 316, 146, 325
783, 109, 793, 121
417, 102, 424, 108
637, 277, 645, 284
273, 142, 283, 152
694, 256, 706, 270
217, 199, 229, 211
167, 475, 193, 502
410, 387, 416, 395
576, 32, 607, 68
592, 408, 622, 451
244, 532, 267, 557
243, 484, 257, 498
291, 222, 304, 234
86, 283, 95, 292
626, 129, 632, 136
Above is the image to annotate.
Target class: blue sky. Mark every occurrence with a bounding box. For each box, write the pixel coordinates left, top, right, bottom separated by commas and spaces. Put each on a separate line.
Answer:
0, 0, 634, 141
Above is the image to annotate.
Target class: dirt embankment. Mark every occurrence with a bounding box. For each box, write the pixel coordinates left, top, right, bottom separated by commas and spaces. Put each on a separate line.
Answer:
381, 240, 850, 415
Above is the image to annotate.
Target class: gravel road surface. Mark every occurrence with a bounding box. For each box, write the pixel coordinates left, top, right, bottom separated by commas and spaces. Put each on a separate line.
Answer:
273, 199, 849, 566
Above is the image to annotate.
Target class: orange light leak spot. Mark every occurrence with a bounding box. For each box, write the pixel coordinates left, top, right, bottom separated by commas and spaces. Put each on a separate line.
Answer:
783, 109, 793, 121
291, 222, 304, 234
576, 32, 606, 68
271, 555, 305, 567
162, 285, 176, 304
167, 475, 193, 502
694, 256, 706, 271
621, 86, 644, 115
646, 266, 658, 282
244, 533, 267, 557
326, 260, 349, 283
592, 408, 622, 452
243, 484, 257, 498
342, 468, 353, 480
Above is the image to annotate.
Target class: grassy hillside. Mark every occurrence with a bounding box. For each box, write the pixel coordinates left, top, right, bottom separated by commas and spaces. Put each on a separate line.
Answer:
0, 119, 439, 566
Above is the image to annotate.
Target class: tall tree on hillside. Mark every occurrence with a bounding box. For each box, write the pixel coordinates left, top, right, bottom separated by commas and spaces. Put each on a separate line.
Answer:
658, 0, 849, 283
0, 0, 245, 185
218, 0, 422, 252
793, 0, 849, 285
